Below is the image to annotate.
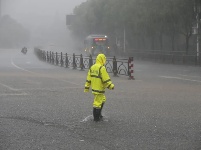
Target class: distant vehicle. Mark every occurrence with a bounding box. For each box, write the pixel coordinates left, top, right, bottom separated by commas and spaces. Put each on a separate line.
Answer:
21, 47, 27, 54
84, 34, 110, 56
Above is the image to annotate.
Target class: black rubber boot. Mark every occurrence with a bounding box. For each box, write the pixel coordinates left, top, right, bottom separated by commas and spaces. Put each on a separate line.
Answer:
93, 108, 96, 121
100, 103, 104, 119
93, 108, 101, 122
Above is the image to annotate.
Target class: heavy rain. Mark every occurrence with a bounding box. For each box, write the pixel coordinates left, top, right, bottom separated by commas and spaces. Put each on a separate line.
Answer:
0, 0, 85, 52
0, 0, 201, 149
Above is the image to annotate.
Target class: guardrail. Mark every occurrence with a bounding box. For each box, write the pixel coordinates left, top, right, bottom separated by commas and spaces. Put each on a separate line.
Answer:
124, 50, 201, 66
34, 48, 135, 79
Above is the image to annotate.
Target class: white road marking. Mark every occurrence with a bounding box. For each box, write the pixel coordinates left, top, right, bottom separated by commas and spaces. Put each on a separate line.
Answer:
0, 82, 28, 96
0, 82, 21, 91
0, 93, 28, 96
19, 86, 83, 91
159, 76, 201, 83
11, 58, 80, 86
178, 74, 201, 78
81, 115, 109, 122
11, 59, 36, 74
80, 115, 93, 122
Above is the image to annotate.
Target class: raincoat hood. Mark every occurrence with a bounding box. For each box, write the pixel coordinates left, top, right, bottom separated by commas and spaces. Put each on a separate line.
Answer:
96, 53, 106, 65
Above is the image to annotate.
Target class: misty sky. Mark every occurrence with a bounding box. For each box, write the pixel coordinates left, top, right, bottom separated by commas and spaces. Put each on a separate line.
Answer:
2, 0, 85, 19
1, 0, 86, 50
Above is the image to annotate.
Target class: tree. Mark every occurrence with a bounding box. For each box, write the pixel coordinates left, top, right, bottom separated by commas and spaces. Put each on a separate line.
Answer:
70, 0, 196, 54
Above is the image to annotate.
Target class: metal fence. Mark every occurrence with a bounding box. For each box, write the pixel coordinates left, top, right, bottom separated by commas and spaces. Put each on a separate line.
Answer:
125, 50, 201, 66
34, 48, 133, 78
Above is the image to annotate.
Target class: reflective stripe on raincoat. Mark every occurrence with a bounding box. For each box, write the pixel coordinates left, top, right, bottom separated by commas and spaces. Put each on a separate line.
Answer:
84, 54, 114, 94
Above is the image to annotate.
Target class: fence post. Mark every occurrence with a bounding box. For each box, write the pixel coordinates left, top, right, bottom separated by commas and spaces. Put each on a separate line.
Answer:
89, 55, 93, 68
128, 57, 135, 80
41, 50, 44, 60
41, 50, 43, 60
56, 52, 58, 65
60, 52, 63, 67
50, 51, 52, 64
73, 53, 76, 69
80, 54, 84, 71
39, 50, 42, 60
128, 58, 130, 77
47, 51, 49, 62
44, 51, 46, 61
65, 53, 69, 68
113, 56, 118, 77
41, 50, 44, 61
52, 52, 54, 65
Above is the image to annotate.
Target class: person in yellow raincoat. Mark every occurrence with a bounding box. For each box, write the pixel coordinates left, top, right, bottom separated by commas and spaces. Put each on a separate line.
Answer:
84, 53, 114, 121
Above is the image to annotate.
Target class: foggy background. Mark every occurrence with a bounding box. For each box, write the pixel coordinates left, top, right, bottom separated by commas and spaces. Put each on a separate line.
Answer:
1, 0, 86, 52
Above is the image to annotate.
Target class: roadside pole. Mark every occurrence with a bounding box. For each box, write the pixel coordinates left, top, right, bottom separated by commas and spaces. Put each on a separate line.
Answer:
196, 12, 200, 63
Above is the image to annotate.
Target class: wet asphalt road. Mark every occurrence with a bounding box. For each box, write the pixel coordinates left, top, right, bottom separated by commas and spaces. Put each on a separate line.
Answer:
0, 48, 201, 150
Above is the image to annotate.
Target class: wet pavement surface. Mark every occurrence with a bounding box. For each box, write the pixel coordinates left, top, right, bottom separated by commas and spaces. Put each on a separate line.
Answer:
0, 48, 201, 150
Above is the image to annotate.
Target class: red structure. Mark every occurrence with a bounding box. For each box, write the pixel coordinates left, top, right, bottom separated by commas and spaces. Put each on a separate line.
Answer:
128, 57, 135, 80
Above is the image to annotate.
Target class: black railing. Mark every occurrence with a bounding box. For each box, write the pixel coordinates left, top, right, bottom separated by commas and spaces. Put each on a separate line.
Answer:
34, 48, 132, 77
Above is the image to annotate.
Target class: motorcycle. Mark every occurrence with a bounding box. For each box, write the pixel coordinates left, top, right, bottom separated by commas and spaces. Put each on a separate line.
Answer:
21, 47, 28, 54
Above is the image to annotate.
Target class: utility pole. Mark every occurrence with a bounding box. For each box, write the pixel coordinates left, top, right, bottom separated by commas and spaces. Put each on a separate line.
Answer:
123, 25, 126, 53
123, 0, 127, 53
197, 12, 200, 63
195, 0, 201, 63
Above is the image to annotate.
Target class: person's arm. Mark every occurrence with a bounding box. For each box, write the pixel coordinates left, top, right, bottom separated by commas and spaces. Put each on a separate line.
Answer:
101, 66, 114, 90
84, 69, 91, 92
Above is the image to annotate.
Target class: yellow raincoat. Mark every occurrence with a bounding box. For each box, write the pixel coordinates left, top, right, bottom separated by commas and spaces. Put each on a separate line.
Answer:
84, 53, 114, 108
